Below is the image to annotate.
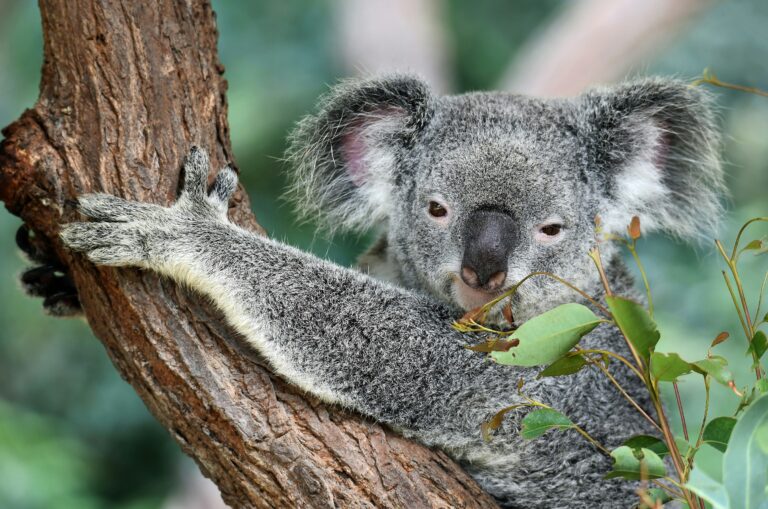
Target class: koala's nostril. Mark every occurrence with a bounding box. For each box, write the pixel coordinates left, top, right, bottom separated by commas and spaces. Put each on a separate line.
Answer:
460, 266, 507, 291
461, 266, 480, 288
485, 271, 507, 291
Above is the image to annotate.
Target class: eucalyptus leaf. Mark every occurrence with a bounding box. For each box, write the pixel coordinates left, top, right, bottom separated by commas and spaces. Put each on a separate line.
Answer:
606, 296, 660, 365
687, 466, 729, 509
676, 436, 693, 459
604, 446, 666, 480
702, 416, 737, 453
538, 353, 588, 378
746, 330, 768, 362
491, 304, 602, 367
638, 488, 672, 509
693, 357, 734, 386
622, 435, 669, 458
650, 352, 693, 382
723, 393, 768, 509
520, 408, 573, 439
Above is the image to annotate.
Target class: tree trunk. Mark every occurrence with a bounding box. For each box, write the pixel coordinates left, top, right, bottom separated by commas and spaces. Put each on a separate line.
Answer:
0, 1, 497, 507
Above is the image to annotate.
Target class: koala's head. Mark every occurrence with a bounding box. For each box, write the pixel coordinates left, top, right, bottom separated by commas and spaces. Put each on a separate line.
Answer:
287, 75, 723, 319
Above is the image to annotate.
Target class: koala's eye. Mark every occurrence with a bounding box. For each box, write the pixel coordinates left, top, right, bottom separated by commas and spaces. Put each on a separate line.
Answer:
428, 201, 448, 218
539, 224, 562, 236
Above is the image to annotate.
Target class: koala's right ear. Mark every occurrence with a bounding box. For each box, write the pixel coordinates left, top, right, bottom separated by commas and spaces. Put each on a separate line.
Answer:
285, 75, 433, 232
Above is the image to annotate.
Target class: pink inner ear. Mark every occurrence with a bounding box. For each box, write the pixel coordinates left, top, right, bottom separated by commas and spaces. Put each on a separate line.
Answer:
340, 128, 368, 187
338, 106, 407, 187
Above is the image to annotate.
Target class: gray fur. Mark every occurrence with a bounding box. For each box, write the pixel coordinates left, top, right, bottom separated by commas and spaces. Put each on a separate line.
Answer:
61, 76, 723, 508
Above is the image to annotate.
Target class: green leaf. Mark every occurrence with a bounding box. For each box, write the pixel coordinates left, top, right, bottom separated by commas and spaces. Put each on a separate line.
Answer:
756, 379, 768, 394
604, 446, 666, 480
538, 353, 588, 377
638, 488, 672, 508
520, 408, 574, 439
650, 352, 693, 382
702, 416, 737, 453
606, 296, 660, 365
743, 239, 764, 252
723, 393, 768, 509
491, 304, 602, 367
676, 436, 693, 460
622, 435, 669, 458
687, 466, 729, 509
692, 356, 734, 386
746, 330, 768, 361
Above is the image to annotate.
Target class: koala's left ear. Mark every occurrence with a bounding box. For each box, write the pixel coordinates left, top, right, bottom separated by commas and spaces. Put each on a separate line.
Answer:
580, 78, 725, 240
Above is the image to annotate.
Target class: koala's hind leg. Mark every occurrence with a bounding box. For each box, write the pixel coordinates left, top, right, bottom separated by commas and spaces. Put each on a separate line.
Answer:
16, 224, 82, 317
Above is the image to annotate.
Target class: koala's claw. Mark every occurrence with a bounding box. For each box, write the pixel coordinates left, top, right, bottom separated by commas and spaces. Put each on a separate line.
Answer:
16, 224, 83, 317
62, 147, 238, 269
42, 291, 82, 317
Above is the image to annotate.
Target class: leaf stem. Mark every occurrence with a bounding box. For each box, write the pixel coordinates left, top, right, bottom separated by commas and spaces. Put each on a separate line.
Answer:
720, 270, 751, 341
728, 217, 768, 260
673, 382, 689, 441
685, 377, 710, 478
717, 237, 763, 380
589, 243, 697, 507
693, 70, 768, 98
572, 425, 610, 456
481, 271, 611, 318
589, 358, 661, 432
577, 348, 645, 381
588, 246, 643, 370
754, 272, 768, 326
651, 479, 684, 500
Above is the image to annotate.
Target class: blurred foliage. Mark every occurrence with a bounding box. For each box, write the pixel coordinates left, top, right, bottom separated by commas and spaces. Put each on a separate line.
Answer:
0, 0, 767, 506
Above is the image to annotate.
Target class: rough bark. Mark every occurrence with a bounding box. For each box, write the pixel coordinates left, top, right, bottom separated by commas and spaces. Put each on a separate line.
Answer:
0, 1, 497, 508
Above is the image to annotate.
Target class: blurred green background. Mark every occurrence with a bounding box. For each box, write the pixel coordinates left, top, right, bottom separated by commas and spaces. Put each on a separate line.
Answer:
1, 1, 766, 507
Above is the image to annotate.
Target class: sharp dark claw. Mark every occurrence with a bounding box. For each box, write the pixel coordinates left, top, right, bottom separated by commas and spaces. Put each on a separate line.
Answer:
20, 265, 77, 298
16, 224, 56, 264
42, 291, 82, 317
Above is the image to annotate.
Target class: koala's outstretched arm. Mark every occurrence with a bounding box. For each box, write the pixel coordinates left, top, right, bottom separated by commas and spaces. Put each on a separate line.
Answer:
62, 148, 650, 507
60, 148, 523, 443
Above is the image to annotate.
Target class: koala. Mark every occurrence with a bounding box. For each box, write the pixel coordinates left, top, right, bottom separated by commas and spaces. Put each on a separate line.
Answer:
59, 75, 723, 508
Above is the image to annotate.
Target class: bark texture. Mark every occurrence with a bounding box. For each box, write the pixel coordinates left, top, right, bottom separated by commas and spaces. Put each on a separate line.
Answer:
0, 1, 497, 507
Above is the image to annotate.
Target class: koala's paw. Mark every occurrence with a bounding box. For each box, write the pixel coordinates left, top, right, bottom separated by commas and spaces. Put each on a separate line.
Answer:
17, 224, 82, 317
61, 146, 238, 268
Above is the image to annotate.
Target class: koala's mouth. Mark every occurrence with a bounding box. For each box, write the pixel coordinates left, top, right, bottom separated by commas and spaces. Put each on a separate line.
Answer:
451, 277, 507, 312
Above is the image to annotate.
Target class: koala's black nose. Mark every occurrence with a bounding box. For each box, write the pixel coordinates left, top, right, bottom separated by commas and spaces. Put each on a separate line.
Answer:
461, 209, 516, 292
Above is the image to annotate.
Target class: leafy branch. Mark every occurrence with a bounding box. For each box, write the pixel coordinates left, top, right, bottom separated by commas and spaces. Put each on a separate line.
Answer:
456, 214, 768, 509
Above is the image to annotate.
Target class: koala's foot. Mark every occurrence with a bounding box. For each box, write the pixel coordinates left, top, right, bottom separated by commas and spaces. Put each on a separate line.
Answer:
16, 224, 82, 317
61, 146, 238, 269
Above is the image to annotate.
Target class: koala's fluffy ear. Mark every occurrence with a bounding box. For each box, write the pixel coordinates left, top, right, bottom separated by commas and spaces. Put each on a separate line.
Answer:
581, 78, 725, 240
286, 75, 433, 232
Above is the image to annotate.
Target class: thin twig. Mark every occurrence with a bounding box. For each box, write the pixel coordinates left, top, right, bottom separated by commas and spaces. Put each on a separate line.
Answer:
673, 382, 689, 441
577, 348, 645, 381
693, 70, 768, 98
590, 359, 661, 432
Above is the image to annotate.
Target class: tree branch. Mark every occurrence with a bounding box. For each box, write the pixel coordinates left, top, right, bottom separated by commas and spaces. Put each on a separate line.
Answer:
0, 1, 496, 507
